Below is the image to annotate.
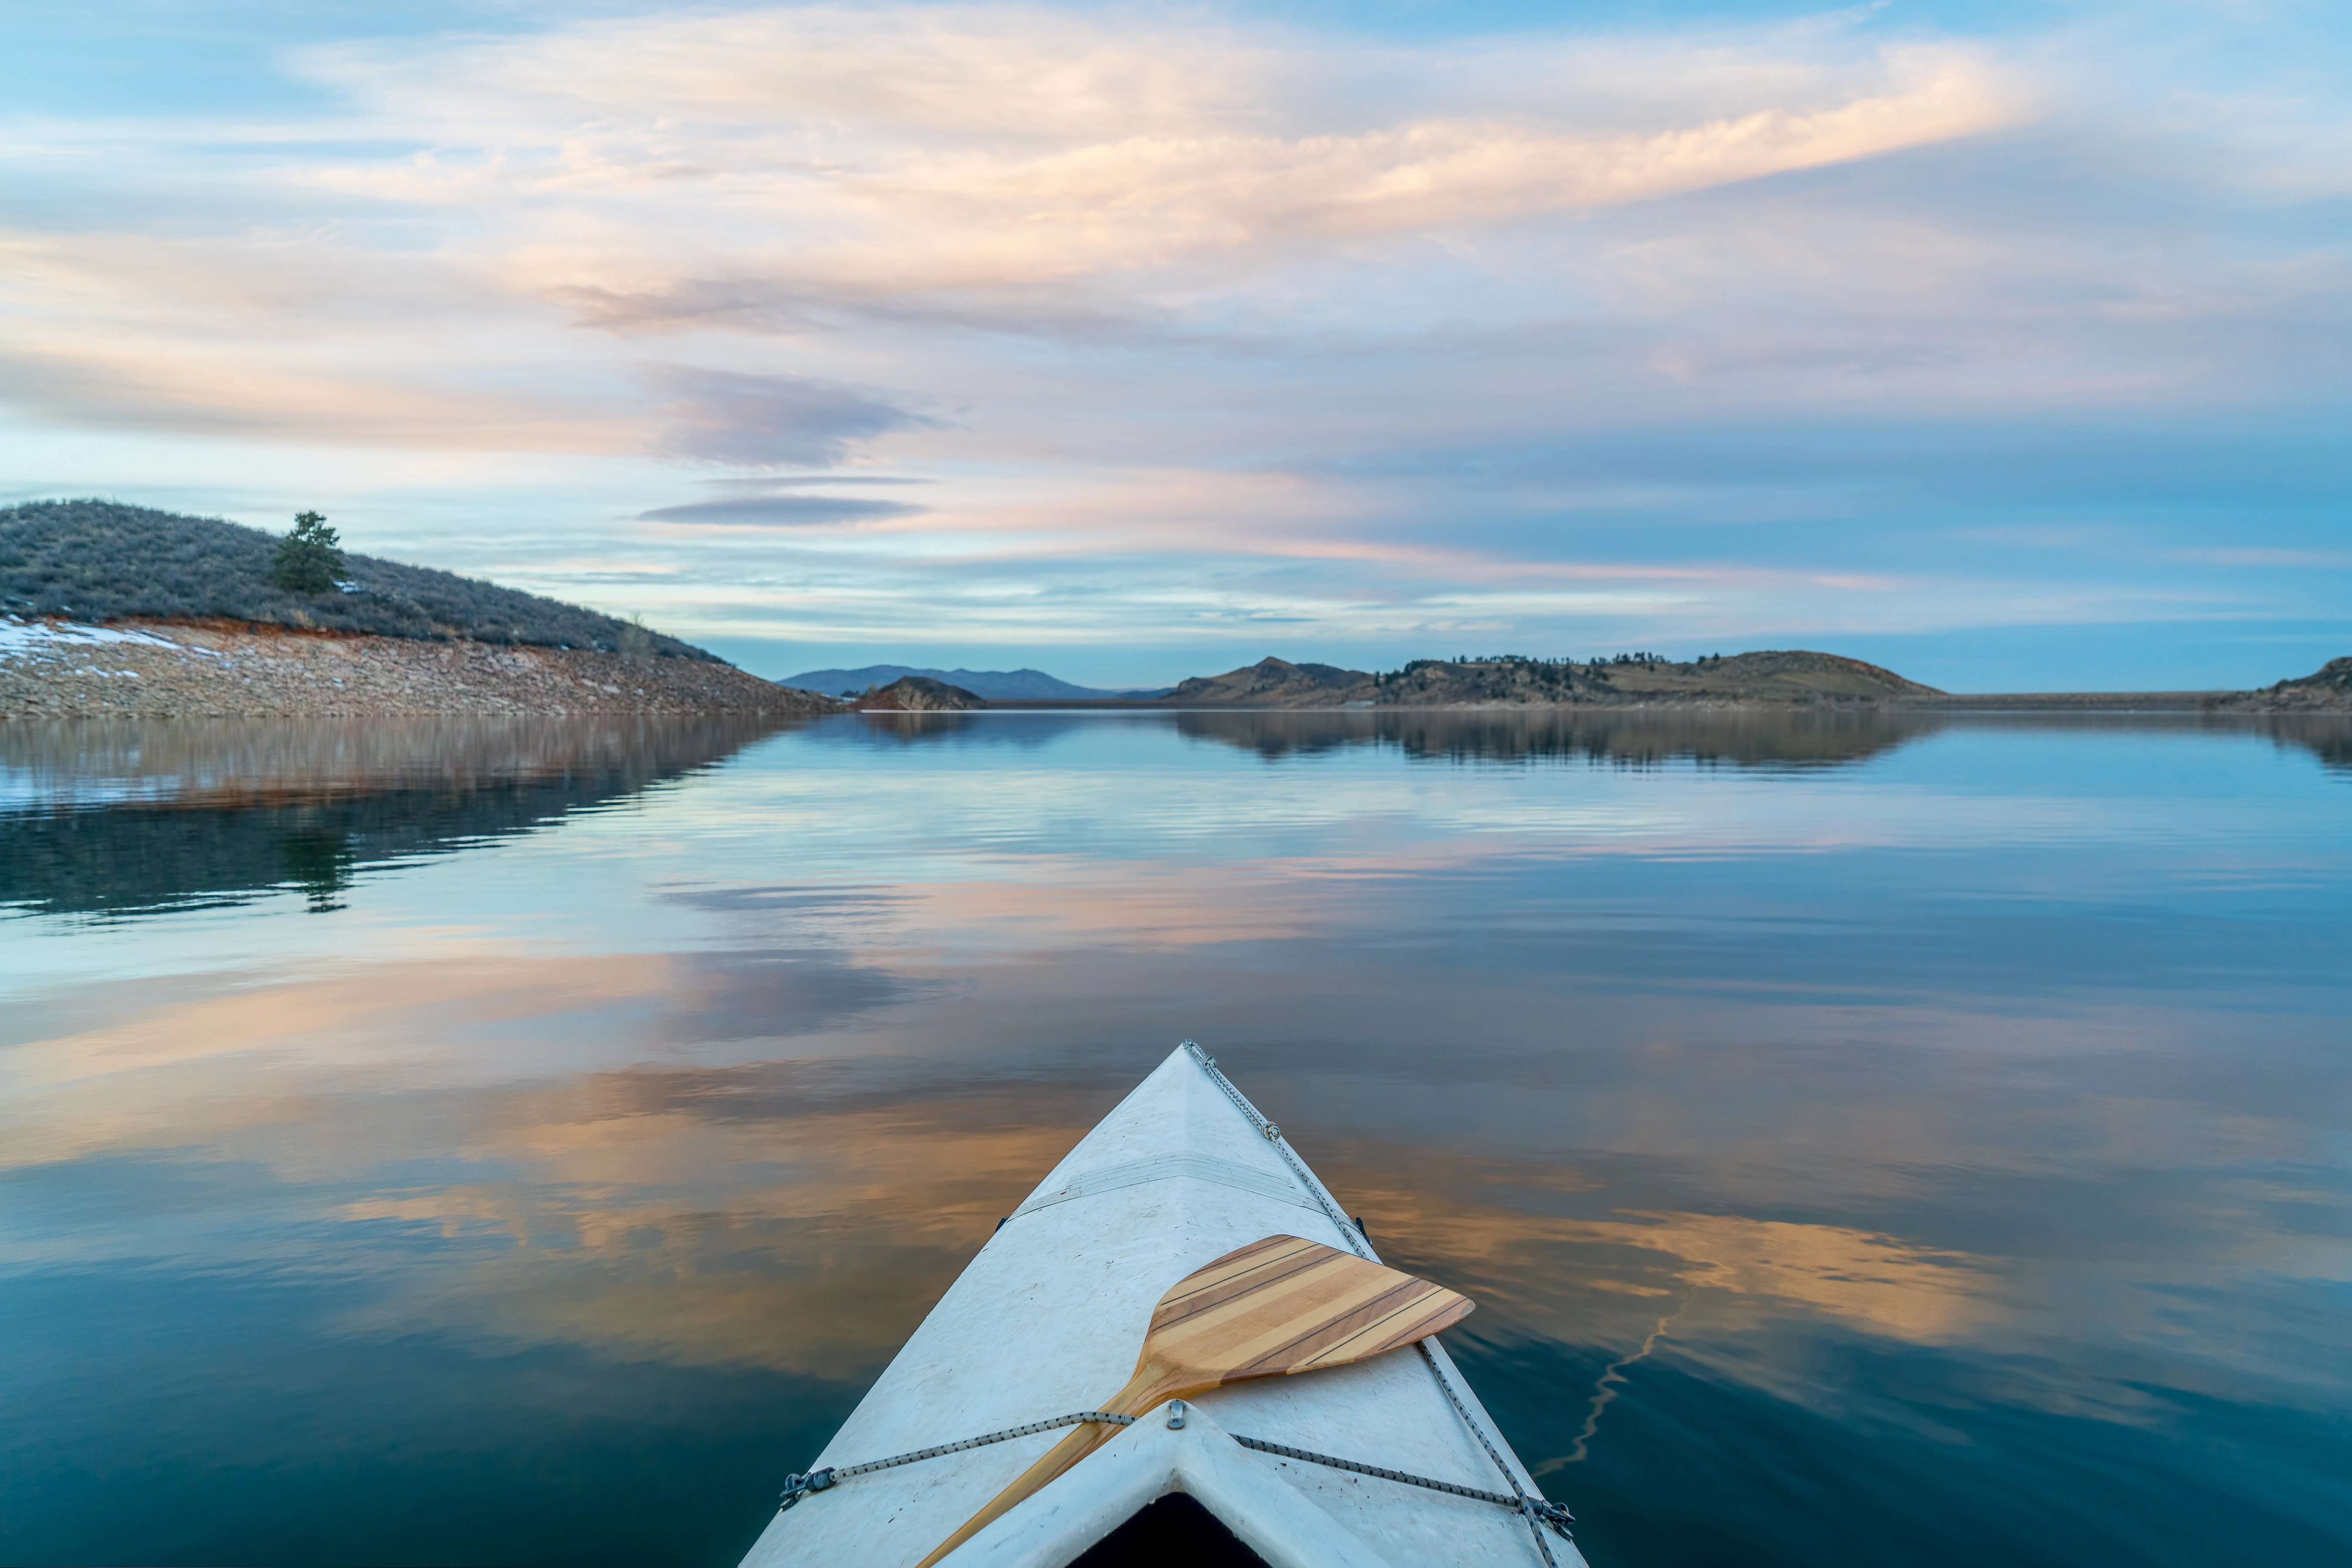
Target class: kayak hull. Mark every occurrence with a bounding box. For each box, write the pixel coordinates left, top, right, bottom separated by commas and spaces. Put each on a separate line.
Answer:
742, 1045, 1584, 1568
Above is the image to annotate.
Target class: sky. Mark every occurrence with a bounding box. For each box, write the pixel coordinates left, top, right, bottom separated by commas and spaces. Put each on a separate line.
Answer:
2, 1, 2347, 691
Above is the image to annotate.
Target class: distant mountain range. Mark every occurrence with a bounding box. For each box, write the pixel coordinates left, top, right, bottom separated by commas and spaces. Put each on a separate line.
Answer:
780, 664, 1156, 699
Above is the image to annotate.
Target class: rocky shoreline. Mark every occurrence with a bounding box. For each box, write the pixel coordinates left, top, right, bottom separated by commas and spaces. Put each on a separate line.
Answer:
0, 618, 841, 720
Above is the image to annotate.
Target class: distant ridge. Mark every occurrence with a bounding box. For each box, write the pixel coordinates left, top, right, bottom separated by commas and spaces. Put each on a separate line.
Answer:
1159, 651, 1943, 707
782, 664, 1136, 700
1162, 657, 1370, 707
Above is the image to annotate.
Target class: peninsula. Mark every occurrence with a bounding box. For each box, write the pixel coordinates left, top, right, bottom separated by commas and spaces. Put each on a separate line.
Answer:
1159, 651, 1940, 708
1, 500, 837, 720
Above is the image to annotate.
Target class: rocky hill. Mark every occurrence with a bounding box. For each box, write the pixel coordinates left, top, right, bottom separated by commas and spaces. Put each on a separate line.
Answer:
1161, 657, 1375, 707
2208, 656, 2352, 712
1159, 651, 1941, 708
0, 499, 844, 719
2, 499, 711, 658
853, 675, 985, 711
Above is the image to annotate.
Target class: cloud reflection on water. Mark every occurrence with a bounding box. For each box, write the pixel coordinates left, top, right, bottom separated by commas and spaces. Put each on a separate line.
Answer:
1, 711, 2348, 1568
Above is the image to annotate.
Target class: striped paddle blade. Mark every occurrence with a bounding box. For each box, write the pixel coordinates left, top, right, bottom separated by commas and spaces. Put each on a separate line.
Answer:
1146, 1234, 1473, 1385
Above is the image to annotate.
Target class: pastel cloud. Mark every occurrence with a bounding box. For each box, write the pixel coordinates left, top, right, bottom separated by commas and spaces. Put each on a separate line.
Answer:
648, 367, 942, 468
638, 495, 928, 529
0, 2, 2344, 684
294, 13, 2024, 327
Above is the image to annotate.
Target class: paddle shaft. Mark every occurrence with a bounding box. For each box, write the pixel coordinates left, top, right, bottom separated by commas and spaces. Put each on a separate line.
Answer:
909, 1363, 1183, 1568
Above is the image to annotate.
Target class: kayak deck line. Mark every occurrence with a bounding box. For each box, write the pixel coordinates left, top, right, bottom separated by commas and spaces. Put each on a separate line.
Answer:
745, 1042, 1587, 1568
777, 1402, 1573, 1541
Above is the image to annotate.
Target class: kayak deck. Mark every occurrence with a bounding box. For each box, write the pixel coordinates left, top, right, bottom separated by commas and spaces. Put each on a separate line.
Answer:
741, 1044, 1584, 1568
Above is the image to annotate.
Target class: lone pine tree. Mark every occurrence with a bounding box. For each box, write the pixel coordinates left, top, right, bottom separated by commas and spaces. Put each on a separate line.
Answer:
270, 511, 345, 595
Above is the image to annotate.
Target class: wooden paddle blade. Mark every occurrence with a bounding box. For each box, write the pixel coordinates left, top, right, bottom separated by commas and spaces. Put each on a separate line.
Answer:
1146, 1234, 1474, 1386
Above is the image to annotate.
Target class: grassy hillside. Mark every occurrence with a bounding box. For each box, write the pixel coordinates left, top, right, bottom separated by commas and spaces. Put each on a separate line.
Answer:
1378, 650, 1942, 704
1160, 651, 1942, 706
1, 499, 715, 661
1162, 657, 1372, 706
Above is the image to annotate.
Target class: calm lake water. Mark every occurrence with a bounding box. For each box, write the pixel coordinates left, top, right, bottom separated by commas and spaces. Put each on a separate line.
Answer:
4, 710, 2349, 1568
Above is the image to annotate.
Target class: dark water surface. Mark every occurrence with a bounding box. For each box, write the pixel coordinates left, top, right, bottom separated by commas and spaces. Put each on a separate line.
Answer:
3, 711, 2348, 1568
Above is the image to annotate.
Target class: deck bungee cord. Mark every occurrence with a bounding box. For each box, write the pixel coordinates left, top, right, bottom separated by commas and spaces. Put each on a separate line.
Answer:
1227, 1433, 1575, 1538
778, 1406, 1574, 1541
777, 1412, 1139, 1511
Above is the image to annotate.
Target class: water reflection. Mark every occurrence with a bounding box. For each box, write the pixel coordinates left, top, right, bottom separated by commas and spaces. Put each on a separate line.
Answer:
806, 710, 1044, 749
2, 712, 2348, 1568
796, 707, 1939, 765
804, 707, 2352, 775
0, 715, 793, 918
2266, 715, 2352, 771
1176, 708, 1936, 767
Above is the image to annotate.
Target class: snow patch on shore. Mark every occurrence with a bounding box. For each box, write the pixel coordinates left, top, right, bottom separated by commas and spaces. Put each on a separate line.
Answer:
0, 617, 216, 655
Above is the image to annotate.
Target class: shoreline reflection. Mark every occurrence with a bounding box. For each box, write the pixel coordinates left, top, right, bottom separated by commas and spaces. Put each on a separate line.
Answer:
792, 708, 2352, 774
0, 715, 797, 918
